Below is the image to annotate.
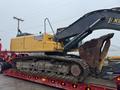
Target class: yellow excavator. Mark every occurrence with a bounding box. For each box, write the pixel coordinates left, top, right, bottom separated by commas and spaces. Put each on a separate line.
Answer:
8, 7, 120, 83
107, 56, 120, 61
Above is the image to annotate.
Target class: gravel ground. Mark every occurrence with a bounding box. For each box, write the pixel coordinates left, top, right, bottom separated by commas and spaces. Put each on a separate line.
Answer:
0, 74, 60, 90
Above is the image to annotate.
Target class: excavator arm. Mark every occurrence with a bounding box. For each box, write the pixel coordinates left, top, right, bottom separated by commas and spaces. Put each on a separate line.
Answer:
54, 7, 120, 51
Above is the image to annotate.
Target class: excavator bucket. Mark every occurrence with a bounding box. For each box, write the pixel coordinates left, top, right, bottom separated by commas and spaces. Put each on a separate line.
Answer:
79, 33, 114, 75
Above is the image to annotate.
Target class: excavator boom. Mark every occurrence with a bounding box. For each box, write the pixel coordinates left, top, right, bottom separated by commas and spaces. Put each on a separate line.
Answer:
55, 8, 120, 40
55, 8, 120, 51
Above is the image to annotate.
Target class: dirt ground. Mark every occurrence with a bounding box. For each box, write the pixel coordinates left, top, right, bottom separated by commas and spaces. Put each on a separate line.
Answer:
0, 74, 60, 90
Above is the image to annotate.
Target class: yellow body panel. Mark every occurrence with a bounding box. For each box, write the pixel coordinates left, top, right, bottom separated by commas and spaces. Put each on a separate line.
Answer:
106, 56, 120, 61
10, 34, 63, 52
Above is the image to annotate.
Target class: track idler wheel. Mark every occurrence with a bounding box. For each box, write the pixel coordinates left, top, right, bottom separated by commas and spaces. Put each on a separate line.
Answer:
69, 59, 90, 82
70, 64, 82, 77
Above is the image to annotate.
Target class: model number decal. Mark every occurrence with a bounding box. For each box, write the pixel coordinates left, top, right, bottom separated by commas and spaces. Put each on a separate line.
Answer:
108, 17, 120, 24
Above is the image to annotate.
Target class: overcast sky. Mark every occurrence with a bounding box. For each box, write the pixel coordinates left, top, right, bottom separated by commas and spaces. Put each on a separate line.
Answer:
0, 0, 120, 55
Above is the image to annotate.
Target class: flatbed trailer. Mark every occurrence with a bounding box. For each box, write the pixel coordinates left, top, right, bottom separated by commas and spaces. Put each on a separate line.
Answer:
0, 51, 119, 90
0, 39, 119, 90
4, 69, 117, 90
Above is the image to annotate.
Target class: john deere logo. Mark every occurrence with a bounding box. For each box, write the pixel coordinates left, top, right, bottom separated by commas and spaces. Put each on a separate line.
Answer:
108, 17, 120, 25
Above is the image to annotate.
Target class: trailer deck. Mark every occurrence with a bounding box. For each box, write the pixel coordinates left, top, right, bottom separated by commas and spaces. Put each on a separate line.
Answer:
4, 69, 117, 90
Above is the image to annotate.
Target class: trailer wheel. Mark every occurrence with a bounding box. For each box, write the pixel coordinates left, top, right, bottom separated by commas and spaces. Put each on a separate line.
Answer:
117, 85, 120, 90
0, 58, 4, 62
0, 62, 12, 74
0, 62, 3, 73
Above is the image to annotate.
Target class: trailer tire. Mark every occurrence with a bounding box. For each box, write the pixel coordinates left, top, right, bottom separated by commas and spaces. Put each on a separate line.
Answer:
0, 62, 4, 73
117, 85, 120, 90
0, 58, 4, 62
0, 62, 12, 74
